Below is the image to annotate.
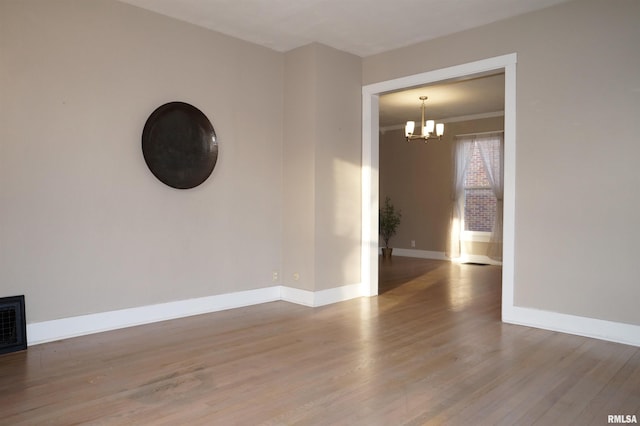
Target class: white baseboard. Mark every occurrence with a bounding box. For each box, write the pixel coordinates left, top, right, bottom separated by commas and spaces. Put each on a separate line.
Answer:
452, 254, 502, 266
394, 250, 638, 346
280, 286, 315, 307
386, 248, 448, 260
27, 283, 362, 346
27, 286, 282, 346
314, 283, 362, 306
280, 283, 361, 307
382, 249, 502, 266
27, 282, 640, 348
503, 306, 640, 347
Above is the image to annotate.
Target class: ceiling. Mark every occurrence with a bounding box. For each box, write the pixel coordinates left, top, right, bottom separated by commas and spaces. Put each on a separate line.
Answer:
119, 0, 570, 57
379, 73, 505, 128
117, 0, 564, 126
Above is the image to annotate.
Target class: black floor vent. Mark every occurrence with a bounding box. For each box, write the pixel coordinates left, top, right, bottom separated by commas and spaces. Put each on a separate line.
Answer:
0, 295, 27, 355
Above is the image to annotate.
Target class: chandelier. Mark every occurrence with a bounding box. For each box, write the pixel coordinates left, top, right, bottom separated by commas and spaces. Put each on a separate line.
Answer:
405, 96, 444, 142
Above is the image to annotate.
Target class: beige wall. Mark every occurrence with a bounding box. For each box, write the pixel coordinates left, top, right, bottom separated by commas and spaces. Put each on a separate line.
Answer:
283, 44, 362, 291
380, 116, 504, 255
366, 0, 640, 325
0, 0, 284, 322
283, 45, 317, 291
3, 0, 638, 332
1, 1, 362, 325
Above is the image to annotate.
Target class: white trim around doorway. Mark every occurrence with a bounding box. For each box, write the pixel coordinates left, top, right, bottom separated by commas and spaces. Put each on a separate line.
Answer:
360, 53, 517, 307
361, 53, 517, 312
360, 54, 640, 347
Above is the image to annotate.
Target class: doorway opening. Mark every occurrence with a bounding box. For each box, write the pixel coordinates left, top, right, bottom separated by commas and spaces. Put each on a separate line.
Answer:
378, 73, 504, 267
361, 53, 517, 321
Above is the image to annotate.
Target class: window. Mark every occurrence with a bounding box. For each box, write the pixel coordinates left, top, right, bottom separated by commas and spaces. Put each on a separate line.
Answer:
449, 132, 503, 260
463, 142, 499, 233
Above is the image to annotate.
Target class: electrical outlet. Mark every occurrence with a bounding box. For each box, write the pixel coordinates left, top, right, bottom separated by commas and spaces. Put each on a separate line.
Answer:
293, 272, 300, 281
272, 271, 279, 282
411, 240, 416, 248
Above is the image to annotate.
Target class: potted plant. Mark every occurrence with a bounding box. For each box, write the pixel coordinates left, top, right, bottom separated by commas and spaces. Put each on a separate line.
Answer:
379, 196, 402, 259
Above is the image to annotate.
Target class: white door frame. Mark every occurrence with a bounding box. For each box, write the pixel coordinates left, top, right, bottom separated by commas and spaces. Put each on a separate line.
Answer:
360, 53, 517, 322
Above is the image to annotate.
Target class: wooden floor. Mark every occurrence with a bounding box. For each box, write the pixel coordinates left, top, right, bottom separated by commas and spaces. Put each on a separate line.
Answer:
1, 257, 639, 425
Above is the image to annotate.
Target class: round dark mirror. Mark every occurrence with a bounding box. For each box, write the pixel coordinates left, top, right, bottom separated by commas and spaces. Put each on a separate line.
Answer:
142, 102, 218, 189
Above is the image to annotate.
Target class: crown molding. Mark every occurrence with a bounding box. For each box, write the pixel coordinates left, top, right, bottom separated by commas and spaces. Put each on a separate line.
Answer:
380, 110, 504, 134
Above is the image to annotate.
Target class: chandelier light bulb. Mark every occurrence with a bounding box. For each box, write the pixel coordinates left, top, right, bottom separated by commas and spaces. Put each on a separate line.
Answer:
405, 121, 415, 137
405, 96, 444, 142
426, 120, 435, 134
